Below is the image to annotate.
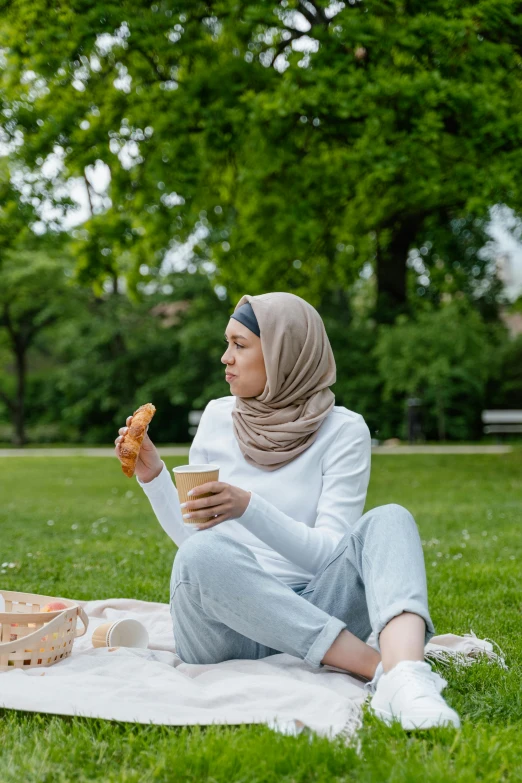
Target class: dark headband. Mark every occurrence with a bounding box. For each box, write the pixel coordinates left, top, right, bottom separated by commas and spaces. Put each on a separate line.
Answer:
229, 301, 260, 338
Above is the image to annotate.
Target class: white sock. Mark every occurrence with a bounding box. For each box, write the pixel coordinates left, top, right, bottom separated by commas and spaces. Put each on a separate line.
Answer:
364, 660, 384, 694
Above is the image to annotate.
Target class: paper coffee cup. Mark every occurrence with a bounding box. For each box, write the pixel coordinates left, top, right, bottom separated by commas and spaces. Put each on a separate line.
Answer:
172, 464, 220, 525
92, 619, 149, 649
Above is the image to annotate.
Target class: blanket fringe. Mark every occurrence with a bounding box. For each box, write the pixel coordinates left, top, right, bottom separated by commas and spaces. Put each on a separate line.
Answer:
425, 629, 508, 671
337, 701, 364, 749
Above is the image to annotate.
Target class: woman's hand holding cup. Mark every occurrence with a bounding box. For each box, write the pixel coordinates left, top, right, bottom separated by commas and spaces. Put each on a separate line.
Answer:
114, 416, 163, 483
179, 480, 252, 530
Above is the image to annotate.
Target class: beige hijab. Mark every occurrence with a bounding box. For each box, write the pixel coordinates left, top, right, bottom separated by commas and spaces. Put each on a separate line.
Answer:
231, 292, 336, 471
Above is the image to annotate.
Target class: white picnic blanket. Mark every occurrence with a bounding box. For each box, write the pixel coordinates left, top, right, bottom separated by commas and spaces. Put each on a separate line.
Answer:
0, 598, 506, 741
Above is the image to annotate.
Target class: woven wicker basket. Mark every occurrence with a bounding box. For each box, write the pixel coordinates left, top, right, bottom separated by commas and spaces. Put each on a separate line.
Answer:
0, 590, 89, 671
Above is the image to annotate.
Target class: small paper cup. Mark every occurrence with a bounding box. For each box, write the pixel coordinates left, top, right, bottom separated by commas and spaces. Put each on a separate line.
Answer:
172, 464, 220, 525
92, 619, 149, 649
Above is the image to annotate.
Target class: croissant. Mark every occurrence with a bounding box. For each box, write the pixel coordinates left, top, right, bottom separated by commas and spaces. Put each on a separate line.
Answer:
120, 403, 157, 478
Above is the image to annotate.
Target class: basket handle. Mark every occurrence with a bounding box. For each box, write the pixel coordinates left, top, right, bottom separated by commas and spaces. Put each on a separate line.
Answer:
75, 606, 89, 638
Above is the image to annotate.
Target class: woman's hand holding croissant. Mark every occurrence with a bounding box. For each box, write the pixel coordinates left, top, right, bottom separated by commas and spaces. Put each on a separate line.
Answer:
114, 416, 163, 483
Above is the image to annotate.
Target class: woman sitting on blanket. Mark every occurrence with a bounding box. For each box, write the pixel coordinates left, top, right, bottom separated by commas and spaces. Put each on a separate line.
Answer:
115, 292, 460, 731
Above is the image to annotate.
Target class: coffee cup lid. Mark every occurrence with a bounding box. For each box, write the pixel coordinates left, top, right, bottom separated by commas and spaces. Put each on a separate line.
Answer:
172, 464, 220, 473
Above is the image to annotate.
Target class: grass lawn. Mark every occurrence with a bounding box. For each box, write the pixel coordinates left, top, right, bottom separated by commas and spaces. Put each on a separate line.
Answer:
1, 451, 521, 782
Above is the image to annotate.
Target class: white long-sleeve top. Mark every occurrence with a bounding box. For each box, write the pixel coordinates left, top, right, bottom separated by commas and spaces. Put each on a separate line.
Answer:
137, 395, 372, 586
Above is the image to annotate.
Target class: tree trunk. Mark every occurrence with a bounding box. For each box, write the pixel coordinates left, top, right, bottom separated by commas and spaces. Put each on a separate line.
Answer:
375, 221, 418, 324
12, 347, 26, 446
436, 387, 446, 442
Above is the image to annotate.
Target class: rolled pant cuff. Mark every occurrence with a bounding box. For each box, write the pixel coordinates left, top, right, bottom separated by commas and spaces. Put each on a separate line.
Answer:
374, 600, 436, 648
304, 616, 347, 669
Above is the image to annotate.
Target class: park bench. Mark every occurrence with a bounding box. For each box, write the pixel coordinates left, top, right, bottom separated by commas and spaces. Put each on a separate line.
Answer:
481, 410, 522, 437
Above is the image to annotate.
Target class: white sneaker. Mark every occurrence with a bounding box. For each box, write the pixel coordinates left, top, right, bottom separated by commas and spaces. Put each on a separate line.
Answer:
370, 660, 461, 730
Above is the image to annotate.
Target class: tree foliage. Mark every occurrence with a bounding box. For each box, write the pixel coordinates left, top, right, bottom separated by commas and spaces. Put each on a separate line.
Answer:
374, 301, 504, 440
25, 269, 233, 444
1, 0, 521, 320
0, 246, 77, 443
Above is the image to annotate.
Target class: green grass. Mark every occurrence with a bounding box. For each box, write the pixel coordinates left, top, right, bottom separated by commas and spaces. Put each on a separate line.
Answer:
0, 439, 520, 448
1, 452, 521, 782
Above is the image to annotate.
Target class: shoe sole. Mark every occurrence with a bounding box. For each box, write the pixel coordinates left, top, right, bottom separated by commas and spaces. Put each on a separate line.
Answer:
371, 705, 461, 730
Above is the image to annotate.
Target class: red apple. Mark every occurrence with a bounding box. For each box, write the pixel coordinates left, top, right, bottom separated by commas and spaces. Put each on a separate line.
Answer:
42, 601, 68, 612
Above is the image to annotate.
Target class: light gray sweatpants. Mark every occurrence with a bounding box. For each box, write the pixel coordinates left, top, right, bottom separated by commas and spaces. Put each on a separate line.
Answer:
170, 503, 435, 668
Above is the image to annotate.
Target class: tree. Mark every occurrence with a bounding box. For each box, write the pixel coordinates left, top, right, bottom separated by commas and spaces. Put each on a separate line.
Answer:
1, 0, 521, 320
487, 332, 522, 411
0, 250, 76, 444
40, 267, 234, 444
0, 158, 38, 268
405, 211, 506, 322
374, 302, 498, 440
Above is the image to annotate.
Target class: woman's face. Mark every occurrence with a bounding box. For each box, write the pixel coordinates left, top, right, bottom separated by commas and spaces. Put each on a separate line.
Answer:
221, 318, 267, 398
